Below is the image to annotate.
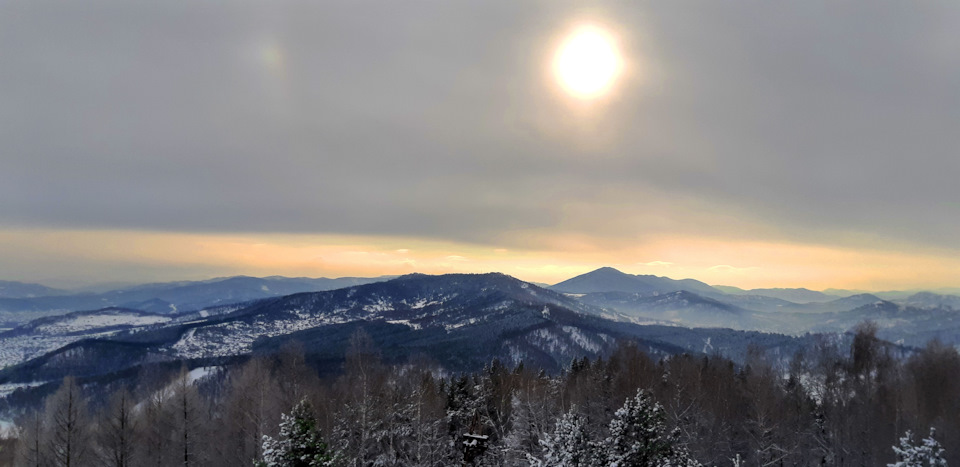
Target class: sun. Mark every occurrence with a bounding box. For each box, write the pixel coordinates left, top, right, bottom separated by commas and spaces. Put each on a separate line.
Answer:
553, 25, 623, 99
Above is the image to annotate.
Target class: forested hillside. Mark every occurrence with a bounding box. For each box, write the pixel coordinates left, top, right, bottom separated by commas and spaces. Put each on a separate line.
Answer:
3, 323, 958, 466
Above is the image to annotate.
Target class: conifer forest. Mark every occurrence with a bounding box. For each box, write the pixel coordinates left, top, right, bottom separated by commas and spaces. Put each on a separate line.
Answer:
3, 325, 958, 466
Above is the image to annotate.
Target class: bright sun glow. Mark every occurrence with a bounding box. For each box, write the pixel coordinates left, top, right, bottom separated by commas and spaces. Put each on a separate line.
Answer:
553, 25, 622, 99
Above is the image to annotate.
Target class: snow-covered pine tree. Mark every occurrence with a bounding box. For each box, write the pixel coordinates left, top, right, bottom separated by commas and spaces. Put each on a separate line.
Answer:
503, 394, 536, 463
506, 373, 562, 466
257, 400, 334, 467
370, 382, 418, 467
445, 374, 495, 465
529, 407, 592, 467
600, 389, 701, 467
445, 375, 474, 439
888, 428, 947, 467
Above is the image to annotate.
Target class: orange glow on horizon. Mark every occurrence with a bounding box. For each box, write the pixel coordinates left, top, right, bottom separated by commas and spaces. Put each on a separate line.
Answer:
1, 228, 959, 292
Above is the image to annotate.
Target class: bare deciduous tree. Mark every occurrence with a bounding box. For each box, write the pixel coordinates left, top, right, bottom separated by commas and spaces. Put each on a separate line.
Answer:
97, 387, 138, 467
45, 376, 90, 467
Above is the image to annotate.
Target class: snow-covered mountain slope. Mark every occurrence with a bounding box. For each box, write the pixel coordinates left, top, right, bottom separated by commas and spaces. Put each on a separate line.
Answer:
574, 290, 794, 332
0, 275, 393, 325
563, 287, 960, 345
802, 301, 960, 346
165, 272, 602, 360
770, 293, 886, 314
0, 307, 171, 368
0, 273, 813, 386
896, 292, 960, 311
708, 293, 799, 312
712, 286, 839, 303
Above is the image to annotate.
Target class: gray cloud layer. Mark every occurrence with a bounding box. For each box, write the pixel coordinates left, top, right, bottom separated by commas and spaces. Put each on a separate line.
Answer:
2, 0, 959, 249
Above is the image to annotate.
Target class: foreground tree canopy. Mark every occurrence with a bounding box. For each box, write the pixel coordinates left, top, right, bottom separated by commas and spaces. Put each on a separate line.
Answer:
4, 325, 958, 466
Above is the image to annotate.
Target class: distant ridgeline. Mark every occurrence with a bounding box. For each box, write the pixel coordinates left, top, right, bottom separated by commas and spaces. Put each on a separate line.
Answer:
0, 272, 836, 391
4, 269, 959, 407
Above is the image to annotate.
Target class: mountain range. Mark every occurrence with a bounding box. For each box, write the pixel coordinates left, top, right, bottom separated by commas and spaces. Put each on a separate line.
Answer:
0, 272, 821, 392
548, 267, 960, 345
713, 285, 839, 303
0, 281, 67, 299
3, 266, 959, 409
550, 266, 720, 296
0, 275, 394, 327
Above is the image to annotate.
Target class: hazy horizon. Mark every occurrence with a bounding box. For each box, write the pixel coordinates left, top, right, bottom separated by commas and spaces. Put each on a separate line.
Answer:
6, 265, 959, 296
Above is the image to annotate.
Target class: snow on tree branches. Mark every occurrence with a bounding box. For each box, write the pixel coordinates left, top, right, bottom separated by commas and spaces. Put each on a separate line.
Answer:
530, 390, 701, 467
889, 428, 947, 467
257, 400, 334, 467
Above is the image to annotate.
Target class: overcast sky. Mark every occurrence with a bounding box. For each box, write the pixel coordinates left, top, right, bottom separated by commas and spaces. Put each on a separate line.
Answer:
2, 0, 959, 289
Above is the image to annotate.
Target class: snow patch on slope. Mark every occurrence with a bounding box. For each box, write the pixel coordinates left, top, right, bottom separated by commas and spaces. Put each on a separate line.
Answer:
561, 326, 601, 353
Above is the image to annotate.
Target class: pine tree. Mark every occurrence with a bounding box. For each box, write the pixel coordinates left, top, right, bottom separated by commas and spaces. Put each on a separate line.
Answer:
530, 408, 592, 467
504, 394, 538, 462
600, 389, 701, 467
888, 428, 948, 467
445, 375, 475, 439
258, 400, 334, 467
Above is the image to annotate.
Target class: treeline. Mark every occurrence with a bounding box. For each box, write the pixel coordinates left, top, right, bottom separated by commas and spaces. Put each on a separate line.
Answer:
5, 323, 960, 466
